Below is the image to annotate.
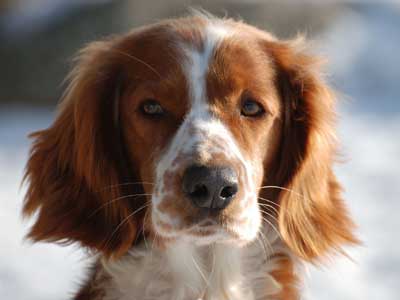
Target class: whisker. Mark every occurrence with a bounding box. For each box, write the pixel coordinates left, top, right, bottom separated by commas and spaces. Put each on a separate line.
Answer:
257, 196, 281, 208
88, 193, 152, 218
258, 202, 279, 216
259, 208, 279, 223
258, 207, 281, 239
105, 203, 150, 248
150, 229, 158, 261
259, 185, 305, 200
256, 235, 268, 261
199, 244, 215, 295
180, 255, 199, 293
95, 182, 155, 192
258, 230, 273, 261
191, 254, 208, 286
142, 209, 150, 250
260, 216, 281, 240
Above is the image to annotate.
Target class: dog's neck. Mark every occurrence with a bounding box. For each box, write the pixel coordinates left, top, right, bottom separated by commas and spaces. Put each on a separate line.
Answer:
97, 229, 296, 300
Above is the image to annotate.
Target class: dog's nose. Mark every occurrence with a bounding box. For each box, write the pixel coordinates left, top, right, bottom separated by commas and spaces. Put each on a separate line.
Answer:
182, 165, 238, 210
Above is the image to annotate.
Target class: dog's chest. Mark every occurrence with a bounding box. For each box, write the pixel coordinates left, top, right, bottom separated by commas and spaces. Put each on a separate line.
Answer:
100, 239, 285, 300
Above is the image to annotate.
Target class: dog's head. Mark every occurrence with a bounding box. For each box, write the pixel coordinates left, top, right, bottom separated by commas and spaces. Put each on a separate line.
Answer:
23, 15, 357, 260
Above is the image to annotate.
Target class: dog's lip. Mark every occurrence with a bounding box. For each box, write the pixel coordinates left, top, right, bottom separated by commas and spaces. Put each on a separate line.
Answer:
185, 224, 251, 246
154, 215, 254, 245
186, 218, 219, 232
186, 219, 244, 237
197, 218, 218, 227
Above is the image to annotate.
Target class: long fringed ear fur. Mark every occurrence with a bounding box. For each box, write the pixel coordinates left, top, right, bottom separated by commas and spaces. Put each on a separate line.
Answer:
23, 39, 145, 258
266, 37, 359, 261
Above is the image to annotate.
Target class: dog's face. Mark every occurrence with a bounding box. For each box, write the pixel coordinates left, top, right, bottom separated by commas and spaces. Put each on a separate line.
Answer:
23, 15, 357, 259
121, 21, 282, 245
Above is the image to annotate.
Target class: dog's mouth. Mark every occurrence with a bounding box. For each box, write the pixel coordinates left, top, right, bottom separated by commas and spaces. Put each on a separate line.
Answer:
185, 218, 261, 246
151, 193, 262, 246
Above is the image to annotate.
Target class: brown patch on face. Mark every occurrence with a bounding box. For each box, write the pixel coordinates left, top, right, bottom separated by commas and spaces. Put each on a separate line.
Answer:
119, 30, 189, 173
206, 33, 282, 160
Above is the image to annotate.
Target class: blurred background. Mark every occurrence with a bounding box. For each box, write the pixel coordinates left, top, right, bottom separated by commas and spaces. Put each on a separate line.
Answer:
1, 0, 399, 299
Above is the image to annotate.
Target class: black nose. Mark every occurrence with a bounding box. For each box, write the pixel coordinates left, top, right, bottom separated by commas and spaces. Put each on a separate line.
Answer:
182, 165, 238, 210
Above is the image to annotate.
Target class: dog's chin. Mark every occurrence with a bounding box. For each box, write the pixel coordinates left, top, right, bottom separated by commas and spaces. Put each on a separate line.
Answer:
152, 210, 261, 247
162, 222, 260, 247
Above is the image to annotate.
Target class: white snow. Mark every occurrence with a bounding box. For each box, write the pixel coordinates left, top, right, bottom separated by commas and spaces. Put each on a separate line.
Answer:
0, 108, 87, 300
306, 112, 400, 300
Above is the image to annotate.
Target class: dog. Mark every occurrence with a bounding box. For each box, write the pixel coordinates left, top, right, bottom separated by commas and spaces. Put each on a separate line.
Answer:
23, 12, 358, 300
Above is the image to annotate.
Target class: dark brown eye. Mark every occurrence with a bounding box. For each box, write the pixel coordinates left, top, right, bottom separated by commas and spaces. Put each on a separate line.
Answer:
141, 99, 164, 116
241, 99, 265, 117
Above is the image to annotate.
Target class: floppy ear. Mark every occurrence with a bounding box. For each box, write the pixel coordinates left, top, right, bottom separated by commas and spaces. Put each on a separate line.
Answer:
23, 40, 145, 258
265, 38, 359, 261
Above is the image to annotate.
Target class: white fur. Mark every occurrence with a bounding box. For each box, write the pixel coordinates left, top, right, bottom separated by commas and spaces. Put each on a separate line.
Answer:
102, 227, 287, 300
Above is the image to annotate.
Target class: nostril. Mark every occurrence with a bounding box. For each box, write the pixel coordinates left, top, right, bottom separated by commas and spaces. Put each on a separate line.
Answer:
220, 185, 238, 199
219, 186, 237, 199
190, 184, 209, 199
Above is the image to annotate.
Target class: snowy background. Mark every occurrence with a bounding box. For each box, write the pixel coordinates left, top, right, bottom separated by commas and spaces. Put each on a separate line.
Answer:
1, 1, 399, 299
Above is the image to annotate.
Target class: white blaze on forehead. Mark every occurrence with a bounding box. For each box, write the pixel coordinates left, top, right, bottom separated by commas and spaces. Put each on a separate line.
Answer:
155, 22, 233, 178
152, 21, 261, 241
187, 23, 231, 110
179, 22, 239, 159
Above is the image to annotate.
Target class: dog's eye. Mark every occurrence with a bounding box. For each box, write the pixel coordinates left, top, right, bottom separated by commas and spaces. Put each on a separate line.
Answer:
241, 99, 265, 117
141, 99, 164, 116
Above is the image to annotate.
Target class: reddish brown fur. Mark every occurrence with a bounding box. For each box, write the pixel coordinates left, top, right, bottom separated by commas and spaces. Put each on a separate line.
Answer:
270, 254, 300, 300
22, 14, 358, 299
263, 39, 359, 260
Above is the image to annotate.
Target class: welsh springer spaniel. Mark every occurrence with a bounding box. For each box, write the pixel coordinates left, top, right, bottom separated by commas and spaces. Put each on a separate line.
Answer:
23, 13, 358, 300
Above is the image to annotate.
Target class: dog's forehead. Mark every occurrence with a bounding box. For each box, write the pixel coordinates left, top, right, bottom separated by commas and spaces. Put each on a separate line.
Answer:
172, 18, 275, 110
180, 22, 231, 109
149, 20, 274, 174
127, 18, 274, 103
